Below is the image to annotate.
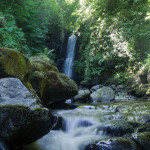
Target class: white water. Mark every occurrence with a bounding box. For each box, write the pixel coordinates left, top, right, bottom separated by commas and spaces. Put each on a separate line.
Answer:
24, 108, 110, 150
63, 34, 77, 78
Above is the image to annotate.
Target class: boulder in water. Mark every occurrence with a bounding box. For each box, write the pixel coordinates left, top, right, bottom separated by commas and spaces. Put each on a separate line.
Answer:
30, 56, 78, 106
97, 120, 134, 136
73, 89, 91, 103
0, 78, 53, 146
86, 137, 136, 150
90, 87, 115, 103
132, 132, 150, 150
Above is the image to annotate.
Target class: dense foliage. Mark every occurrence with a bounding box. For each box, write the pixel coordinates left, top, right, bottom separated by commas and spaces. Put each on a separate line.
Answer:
0, 0, 150, 83
73, 0, 150, 83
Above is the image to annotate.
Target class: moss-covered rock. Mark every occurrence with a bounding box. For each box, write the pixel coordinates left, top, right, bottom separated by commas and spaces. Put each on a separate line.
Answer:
85, 137, 136, 150
132, 132, 150, 150
0, 48, 31, 87
30, 56, 78, 106
99, 120, 134, 136
0, 78, 53, 146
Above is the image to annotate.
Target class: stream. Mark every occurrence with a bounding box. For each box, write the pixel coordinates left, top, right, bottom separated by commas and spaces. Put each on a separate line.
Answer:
24, 99, 150, 150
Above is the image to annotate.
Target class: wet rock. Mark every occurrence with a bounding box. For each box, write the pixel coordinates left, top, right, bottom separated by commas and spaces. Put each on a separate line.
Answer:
132, 132, 150, 150
0, 78, 52, 146
137, 124, 150, 132
138, 115, 150, 123
97, 120, 134, 136
30, 56, 78, 106
52, 114, 63, 130
73, 89, 91, 103
86, 137, 136, 150
90, 87, 115, 103
77, 119, 93, 127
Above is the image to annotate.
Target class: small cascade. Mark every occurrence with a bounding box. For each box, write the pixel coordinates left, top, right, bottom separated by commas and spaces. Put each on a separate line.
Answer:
63, 34, 77, 79
25, 109, 108, 150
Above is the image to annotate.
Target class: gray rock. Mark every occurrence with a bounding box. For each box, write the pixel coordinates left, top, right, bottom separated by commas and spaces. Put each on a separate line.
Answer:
90, 87, 115, 103
73, 89, 91, 102
117, 85, 124, 89
0, 78, 53, 146
90, 85, 100, 92
110, 84, 116, 90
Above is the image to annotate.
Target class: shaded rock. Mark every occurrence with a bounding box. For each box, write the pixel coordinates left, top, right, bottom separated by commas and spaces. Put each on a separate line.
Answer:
110, 84, 116, 90
147, 68, 150, 84
90, 87, 115, 103
137, 124, 150, 132
117, 85, 124, 89
50, 101, 76, 110
90, 85, 100, 92
0, 78, 52, 146
128, 87, 147, 98
86, 137, 136, 150
138, 67, 148, 84
0, 140, 11, 150
30, 56, 78, 106
73, 89, 91, 103
51, 114, 62, 130
132, 132, 150, 150
97, 120, 134, 136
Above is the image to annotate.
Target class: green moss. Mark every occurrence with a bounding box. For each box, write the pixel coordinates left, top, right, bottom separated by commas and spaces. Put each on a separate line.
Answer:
30, 56, 78, 106
0, 48, 31, 86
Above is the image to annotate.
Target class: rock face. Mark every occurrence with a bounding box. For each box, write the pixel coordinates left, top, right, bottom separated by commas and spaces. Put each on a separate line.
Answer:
0, 78, 53, 146
30, 56, 78, 106
73, 89, 91, 102
90, 87, 115, 103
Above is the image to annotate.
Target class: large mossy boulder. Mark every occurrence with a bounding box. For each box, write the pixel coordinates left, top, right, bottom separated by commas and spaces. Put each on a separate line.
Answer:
90, 87, 115, 103
30, 56, 78, 106
0, 48, 31, 87
0, 78, 53, 146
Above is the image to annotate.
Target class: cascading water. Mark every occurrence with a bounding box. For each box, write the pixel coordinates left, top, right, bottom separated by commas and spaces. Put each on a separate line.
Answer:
63, 34, 77, 79
24, 107, 111, 150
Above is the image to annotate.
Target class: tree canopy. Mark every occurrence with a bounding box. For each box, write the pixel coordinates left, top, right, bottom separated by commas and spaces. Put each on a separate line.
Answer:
0, 0, 150, 83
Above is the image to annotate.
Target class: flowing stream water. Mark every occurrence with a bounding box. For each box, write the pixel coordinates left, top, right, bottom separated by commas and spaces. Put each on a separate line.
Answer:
24, 105, 115, 150
24, 99, 150, 150
63, 34, 77, 79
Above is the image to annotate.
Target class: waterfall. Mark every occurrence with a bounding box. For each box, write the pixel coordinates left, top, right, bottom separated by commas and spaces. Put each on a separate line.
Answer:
63, 34, 77, 79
